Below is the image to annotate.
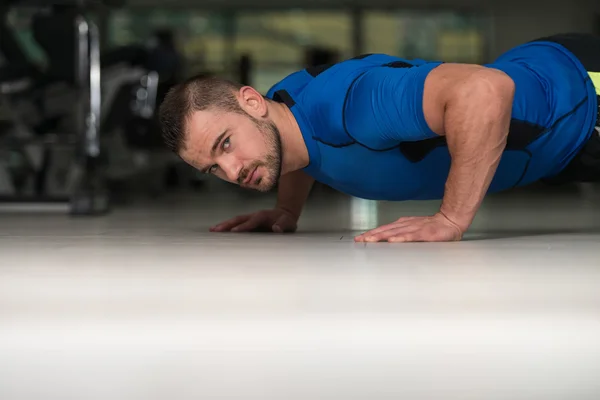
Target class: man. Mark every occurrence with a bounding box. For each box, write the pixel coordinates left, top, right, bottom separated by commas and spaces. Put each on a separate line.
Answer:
158, 33, 600, 243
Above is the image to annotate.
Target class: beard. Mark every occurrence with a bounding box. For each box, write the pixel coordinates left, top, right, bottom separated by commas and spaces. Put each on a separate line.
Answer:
238, 117, 283, 193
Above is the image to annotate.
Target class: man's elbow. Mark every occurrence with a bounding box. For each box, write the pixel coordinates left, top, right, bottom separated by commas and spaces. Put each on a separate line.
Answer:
463, 68, 515, 115
443, 67, 515, 146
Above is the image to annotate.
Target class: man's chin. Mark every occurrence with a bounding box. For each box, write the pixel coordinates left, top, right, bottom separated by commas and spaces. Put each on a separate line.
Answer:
255, 175, 279, 193
240, 178, 269, 193
256, 180, 277, 193
242, 167, 279, 192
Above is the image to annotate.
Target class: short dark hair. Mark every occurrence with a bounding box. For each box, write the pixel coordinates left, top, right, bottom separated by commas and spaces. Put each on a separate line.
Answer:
158, 74, 244, 154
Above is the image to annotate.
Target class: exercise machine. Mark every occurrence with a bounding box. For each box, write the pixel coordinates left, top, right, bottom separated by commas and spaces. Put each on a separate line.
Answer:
0, 0, 109, 214
0, 0, 175, 213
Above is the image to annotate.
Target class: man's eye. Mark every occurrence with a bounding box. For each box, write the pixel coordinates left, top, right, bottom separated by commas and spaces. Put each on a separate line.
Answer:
222, 137, 230, 150
208, 165, 218, 174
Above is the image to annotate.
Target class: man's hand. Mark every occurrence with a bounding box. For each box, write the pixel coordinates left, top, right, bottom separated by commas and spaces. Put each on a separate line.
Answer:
210, 208, 298, 233
211, 170, 313, 234
354, 212, 463, 243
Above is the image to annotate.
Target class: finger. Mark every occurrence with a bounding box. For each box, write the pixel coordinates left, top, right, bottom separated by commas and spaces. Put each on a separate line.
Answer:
388, 232, 422, 243
364, 226, 422, 242
211, 217, 250, 232
356, 220, 417, 241
355, 224, 397, 241
231, 215, 267, 232
210, 215, 251, 232
272, 215, 295, 233
355, 217, 418, 240
389, 227, 462, 243
388, 227, 451, 243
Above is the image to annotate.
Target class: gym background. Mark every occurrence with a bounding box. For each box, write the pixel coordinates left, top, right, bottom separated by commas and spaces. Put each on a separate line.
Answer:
2, 1, 600, 399
2, 0, 600, 209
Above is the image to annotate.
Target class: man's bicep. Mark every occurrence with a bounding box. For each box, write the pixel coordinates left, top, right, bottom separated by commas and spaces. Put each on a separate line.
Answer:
343, 62, 443, 148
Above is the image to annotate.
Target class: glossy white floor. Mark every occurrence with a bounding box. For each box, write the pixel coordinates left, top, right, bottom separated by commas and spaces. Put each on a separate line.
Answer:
1, 183, 600, 400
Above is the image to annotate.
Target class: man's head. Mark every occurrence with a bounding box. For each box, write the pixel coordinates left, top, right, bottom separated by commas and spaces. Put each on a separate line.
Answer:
159, 75, 283, 192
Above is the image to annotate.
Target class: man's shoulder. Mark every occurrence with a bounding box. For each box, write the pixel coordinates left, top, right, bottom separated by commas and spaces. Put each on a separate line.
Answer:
266, 54, 432, 99
265, 56, 388, 147
266, 54, 441, 149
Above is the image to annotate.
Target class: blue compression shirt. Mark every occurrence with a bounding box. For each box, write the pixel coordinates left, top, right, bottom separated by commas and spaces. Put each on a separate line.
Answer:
266, 42, 598, 201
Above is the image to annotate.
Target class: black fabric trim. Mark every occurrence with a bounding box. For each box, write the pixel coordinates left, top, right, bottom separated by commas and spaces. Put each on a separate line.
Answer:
351, 54, 374, 60
313, 137, 355, 148
306, 63, 334, 77
398, 138, 535, 188
398, 119, 545, 162
399, 137, 447, 162
383, 61, 414, 68
305, 54, 415, 78
272, 89, 295, 107
504, 120, 546, 150
306, 54, 374, 78
512, 150, 533, 188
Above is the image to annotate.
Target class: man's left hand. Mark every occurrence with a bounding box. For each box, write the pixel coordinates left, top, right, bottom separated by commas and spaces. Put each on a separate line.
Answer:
354, 212, 464, 243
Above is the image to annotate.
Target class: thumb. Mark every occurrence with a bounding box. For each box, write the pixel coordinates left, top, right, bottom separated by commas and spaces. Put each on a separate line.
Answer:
272, 214, 295, 233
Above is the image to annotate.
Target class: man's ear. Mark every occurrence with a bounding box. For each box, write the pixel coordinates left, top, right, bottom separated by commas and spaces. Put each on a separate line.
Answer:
238, 86, 268, 118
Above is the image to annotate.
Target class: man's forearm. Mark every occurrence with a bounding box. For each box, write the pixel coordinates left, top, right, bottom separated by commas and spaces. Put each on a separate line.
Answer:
439, 70, 514, 232
275, 169, 315, 219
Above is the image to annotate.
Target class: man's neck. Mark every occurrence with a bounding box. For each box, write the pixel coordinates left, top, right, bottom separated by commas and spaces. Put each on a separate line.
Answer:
270, 102, 309, 174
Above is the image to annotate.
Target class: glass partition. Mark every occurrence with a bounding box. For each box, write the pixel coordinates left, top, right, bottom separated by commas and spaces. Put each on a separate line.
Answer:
107, 9, 229, 76
232, 10, 353, 93
363, 11, 487, 63
103, 7, 488, 91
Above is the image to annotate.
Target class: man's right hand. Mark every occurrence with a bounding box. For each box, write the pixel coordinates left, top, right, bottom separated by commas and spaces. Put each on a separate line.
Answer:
209, 208, 299, 233
211, 170, 314, 234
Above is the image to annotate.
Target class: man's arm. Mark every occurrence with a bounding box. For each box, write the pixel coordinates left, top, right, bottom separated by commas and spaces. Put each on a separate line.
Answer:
275, 169, 315, 220
350, 62, 515, 242
210, 169, 314, 233
422, 63, 515, 232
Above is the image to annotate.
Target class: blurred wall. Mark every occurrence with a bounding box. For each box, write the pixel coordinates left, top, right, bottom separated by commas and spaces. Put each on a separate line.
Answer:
489, 0, 599, 58
126, 0, 600, 60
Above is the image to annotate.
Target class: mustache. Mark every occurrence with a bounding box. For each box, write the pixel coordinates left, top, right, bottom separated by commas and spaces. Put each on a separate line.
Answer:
238, 163, 258, 184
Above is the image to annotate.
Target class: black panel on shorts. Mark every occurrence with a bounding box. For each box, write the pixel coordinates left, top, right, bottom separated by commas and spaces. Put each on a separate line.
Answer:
532, 33, 600, 72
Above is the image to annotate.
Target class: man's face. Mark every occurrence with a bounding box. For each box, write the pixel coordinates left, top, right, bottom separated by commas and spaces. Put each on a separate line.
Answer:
180, 108, 283, 192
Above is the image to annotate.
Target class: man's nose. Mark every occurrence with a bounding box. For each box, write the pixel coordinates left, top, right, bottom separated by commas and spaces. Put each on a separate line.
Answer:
220, 156, 242, 182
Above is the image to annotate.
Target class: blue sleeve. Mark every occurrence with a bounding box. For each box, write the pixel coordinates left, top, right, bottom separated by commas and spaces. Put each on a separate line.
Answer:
343, 62, 443, 148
